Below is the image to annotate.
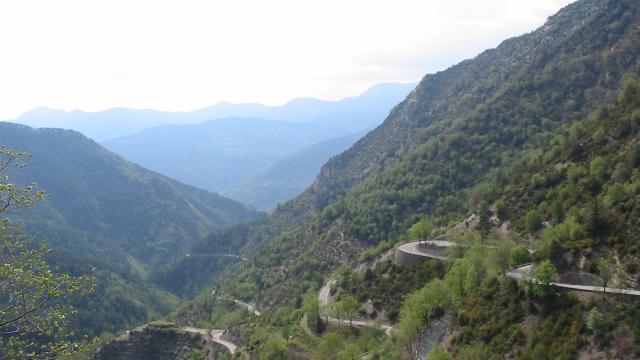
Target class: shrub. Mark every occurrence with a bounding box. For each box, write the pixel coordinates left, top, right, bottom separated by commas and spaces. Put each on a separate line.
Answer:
525, 210, 543, 233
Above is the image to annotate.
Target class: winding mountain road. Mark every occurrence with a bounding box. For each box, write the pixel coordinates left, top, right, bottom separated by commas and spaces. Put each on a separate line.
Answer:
179, 293, 263, 356
417, 318, 450, 360
211, 329, 237, 354
398, 240, 640, 296
318, 279, 393, 336
324, 315, 394, 336
396, 240, 455, 261
211, 292, 262, 316
394, 239, 640, 358
186, 253, 249, 261
315, 242, 456, 343
180, 326, 238, 355
309, 239, 640, 360
319, 280, 336, 306
507, 264, 640, 296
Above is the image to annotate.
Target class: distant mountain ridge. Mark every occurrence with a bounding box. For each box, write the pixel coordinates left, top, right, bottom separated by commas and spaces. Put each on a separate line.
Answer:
102, 117, 356, 204
10, 82, 416, 141
10, 83, 415, 210
98, 83, 415, 208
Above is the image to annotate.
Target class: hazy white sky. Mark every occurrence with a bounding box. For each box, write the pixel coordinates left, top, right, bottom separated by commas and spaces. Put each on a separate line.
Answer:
0, 0, 574, 119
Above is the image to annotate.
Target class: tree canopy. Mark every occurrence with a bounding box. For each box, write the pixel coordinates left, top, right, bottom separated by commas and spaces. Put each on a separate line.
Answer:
0, 146, 95, 359
409, 219, 433, 244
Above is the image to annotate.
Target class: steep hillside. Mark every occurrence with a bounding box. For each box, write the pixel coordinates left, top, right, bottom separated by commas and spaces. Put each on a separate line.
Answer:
0, 123, 261, 337
494, 80, 640, 271
224, 132, 365, 210
302, 0, 640, 214
430, 76, 640, 360
164, 0, 640, 306
318, 83, 640, 359
12, 82, 414, 141
0, 122, 259, 275
45, 249, 182, 337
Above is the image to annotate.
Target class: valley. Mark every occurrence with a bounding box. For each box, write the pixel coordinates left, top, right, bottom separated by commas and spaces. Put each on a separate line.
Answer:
2, 0, 640, 359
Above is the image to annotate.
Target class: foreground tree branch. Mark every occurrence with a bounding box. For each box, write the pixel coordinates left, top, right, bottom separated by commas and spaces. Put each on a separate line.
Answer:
0, 146, 96, 359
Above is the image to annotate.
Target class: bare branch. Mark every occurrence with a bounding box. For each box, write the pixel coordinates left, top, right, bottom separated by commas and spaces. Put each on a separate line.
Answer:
0, 293, 51, 328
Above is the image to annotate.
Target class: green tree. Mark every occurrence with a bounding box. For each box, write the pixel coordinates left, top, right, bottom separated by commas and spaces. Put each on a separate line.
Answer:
324, 301, 342, 324
282, 324, 292, 344
533, 260, 557, 296
509, 246, 532, 268
585, 198, 608, 237
525, 210, 543, 233
457, 342, 492, 360
188, 349, 205, 360
316, 332, 344, 360
397, 279, 448, 358
531, 173, 543, 187
397, 299, 425, 358
495, 200, 507, 222
604, 183, 625, 207
488, 232, 515, 273
338, 295, 359, 326
303, 291, 322, 333
336, 344, 360, 360
410, 219, 433, 244
611, 162, 630, 182
426, 345, 452, 360
0, 147, 96, 359
259, 334, 289, 360
550, 199, 564, 224
597, 257, 614, 294
445, 261, 466, 303
586, 308, 606, 336
589, 156, 609, 179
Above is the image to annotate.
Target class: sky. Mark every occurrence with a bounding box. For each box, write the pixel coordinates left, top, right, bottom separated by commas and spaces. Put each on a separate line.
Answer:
0, 0, 575, 120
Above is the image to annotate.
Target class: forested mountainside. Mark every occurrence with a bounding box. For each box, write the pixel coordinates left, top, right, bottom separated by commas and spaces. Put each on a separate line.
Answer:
319, 81, 640, 360
162, 0, 640, 303
0, 122, 259, 275
46, 249, 182, 337
0, 123, 261, 335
